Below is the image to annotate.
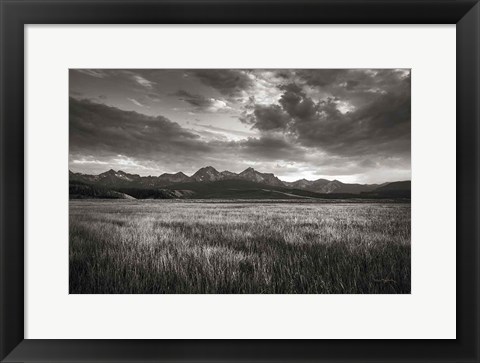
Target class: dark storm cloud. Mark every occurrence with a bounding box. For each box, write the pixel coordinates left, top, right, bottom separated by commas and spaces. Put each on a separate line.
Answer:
70, 97, 211, 160
241, 104, 291, 131
279, 83, 318, 120
243, 69, 411, 158
188, 70, 253, 97
297, 75, 410, 157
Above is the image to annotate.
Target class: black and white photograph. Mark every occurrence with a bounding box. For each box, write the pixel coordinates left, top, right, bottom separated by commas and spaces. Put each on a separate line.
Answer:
69, 69, 411, 294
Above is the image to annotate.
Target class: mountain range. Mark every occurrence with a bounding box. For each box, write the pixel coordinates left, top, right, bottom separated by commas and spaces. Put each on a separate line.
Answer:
69, 166, 411, 200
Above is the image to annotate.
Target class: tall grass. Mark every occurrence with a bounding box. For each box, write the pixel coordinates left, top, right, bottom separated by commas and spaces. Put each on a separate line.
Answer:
69, 200, 410, 294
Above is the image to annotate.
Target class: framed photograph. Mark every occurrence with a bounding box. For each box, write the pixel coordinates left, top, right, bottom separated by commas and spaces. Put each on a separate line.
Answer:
1, 0, 478, 362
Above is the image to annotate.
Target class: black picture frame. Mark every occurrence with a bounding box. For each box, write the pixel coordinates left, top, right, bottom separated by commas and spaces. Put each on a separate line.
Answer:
1, 0, 479, 362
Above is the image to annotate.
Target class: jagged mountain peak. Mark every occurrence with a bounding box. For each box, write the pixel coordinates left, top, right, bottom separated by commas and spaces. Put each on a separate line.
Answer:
156, 171, 192, 185
97, 169, 140, 182
240, 167, 260, 176
160, 171, 188, 177
98, 169, 117, 178
101, 169, 116, 175
201, 165, 218, 172
238, 167, 284, 186
194, 166, 220, 174
192, 166, 221, 182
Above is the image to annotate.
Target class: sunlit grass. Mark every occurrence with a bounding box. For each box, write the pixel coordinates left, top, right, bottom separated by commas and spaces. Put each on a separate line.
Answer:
69, 200, 410, 294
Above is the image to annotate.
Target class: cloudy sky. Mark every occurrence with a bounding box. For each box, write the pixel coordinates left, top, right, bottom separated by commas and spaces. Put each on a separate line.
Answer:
69, 69, 411, 183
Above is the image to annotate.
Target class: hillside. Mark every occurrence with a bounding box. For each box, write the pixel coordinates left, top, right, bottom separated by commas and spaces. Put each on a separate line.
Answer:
375, 181, 411, 191
162, 179, 325, 199
69, 181, 136, 200
362, 181, 411, 198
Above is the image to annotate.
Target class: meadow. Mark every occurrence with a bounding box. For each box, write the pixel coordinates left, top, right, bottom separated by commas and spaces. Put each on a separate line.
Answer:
69, 200, 411, 294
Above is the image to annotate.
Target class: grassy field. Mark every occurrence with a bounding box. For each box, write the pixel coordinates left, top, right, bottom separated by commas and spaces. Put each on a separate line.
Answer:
69, 200, 411, 294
